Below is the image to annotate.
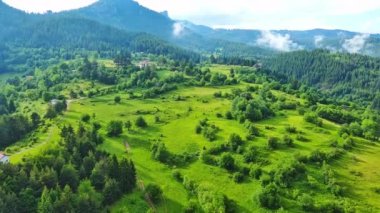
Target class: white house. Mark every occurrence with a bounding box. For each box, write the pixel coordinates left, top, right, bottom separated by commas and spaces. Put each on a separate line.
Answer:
0, 152, 9, 164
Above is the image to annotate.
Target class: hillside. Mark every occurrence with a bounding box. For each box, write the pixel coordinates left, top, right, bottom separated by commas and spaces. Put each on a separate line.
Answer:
0, 56, 379, 212
263, 50, 380, 105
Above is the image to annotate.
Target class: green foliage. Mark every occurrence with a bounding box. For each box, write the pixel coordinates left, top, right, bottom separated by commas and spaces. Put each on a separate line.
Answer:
107, 120, 123, 137
267, 137, 279, 150
257, 183, 281, 210
304, 112, 323, 127
135, 116, 148, 128
145, 184, 163, 204
151, 141, 170, 163
219, 153, 236, 171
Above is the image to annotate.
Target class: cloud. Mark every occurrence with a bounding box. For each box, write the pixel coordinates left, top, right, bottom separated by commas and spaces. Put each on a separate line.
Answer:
3, 0, 97, 13
135, 0, 380, 33
256, 31, 302, 51
342, 34, 370, 53
314, 35, 325, 47
172, 22, 185, 37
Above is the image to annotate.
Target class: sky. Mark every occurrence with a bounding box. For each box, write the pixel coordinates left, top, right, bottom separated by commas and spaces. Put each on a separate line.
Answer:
3, 0, 380, 33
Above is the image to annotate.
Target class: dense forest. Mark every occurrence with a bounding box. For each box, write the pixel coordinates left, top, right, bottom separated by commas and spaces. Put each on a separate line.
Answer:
263, 50, 380, 106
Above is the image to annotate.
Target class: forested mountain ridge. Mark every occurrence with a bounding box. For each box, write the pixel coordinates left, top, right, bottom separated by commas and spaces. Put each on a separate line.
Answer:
0, 0, 200, 73
263, 49, 380, 106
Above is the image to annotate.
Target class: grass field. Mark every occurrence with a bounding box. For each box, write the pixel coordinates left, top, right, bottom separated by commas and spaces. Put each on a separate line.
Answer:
5, 64, 379, 212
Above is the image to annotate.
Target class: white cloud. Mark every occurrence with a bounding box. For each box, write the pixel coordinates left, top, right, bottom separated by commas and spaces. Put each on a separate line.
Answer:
314, 35, 325, 47
3, 0, 97, 13
342, 34, 370, 53
256, 31, 302, 51
172, 22, 185, 37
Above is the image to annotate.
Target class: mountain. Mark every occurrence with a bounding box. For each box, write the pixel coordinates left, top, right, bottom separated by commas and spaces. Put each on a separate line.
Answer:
183, 22, 380, 56
0, 0, 201, 73
69, 0, 272, 58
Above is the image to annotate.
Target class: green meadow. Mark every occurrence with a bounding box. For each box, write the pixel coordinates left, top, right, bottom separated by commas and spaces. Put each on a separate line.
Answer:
4, 64, 380, 212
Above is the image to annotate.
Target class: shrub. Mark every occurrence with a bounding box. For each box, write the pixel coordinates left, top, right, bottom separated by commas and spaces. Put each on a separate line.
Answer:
172, 170, 183, 182
225, 111, 233, 120
135, 116, 148, 128
114, 96, 121, 104
219, 153, 235, 171
283, 135, 294, 147
285, 125, 297, 133
249, 166, 262, 179
228, 133, 244, 151
107, 121, 123, 137
145, 184, 163, 204
267, 137, 279, 150
233, 172, 244, 183
81, 114, 91, 123
304, 113, 323, 127
298, 194, 315, 211
257, 183, 281, 210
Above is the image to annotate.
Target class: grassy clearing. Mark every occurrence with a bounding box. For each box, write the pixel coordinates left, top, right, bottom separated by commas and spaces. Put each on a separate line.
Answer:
6, 64, 378, 212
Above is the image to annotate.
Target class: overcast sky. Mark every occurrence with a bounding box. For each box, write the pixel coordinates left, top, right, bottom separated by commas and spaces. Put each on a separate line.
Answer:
3, 0, 380, 33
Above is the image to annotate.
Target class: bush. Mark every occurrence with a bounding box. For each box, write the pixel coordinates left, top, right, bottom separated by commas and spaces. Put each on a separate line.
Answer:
172, 170, 183, 182
219, 153, 235, 171
114, 96, 121, 104
283, 135, 294, 147
81, 114, 91, 123
228, 133, 244, 152
257, 183, 281, 210
107, 121, 123, 137
249, 166, 262, 179
135, 116, 148, 128
225, 111, 233, 120
233, 172, 244, 183
267, 137, 279, 150
304, 113, 323, 127
145, 184, 163, 204
298, 194, 315, 211
285, 125, 297, 133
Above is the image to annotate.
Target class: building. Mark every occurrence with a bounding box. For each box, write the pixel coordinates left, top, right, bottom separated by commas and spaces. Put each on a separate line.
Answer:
0, 152, 9, 164
138, 60, 151, 69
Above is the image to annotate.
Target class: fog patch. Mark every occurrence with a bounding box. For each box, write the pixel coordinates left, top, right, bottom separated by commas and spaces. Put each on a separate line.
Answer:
342, 34, 370, 53
256, 31, 302, 51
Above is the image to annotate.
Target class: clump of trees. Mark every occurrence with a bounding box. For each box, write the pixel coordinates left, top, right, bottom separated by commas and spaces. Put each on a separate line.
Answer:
107, 120, 123, 137
195, 119, 219, 141
304, 113, 323, 127
0, 123, 137, 212
231, 96, 273, 122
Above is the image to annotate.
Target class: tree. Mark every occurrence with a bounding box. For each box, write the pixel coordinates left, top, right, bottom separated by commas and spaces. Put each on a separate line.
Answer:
228, 133, 243, 152
114, 96, 121, 104
30, 112, 41, 128
267, 137, 279, 150
135, 116, 148, 128
81, 114, 91, 123
151, 141, 170, 163
257, 183, 281, 210
90, 169, 105, 191
103, 178, 121, 205
145, 184, 163, 204
283, 135, 294, 147
107, 120, 123, 137
38, 187, 53, 213
77, 180, 102, 213
59, 165, 79, 190
219, 153, 235, 171
124, 120, 132, 131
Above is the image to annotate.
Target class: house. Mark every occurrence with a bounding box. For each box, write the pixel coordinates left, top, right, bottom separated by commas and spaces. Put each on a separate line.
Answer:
50, 99, 59, 106
138, 60, 151, 69
0, 152, 9, 164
